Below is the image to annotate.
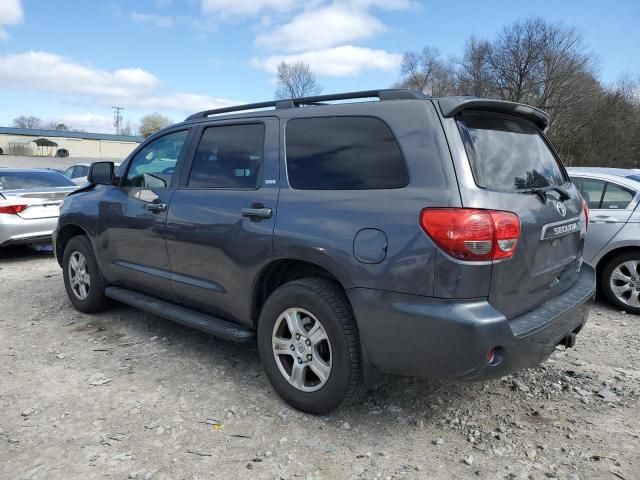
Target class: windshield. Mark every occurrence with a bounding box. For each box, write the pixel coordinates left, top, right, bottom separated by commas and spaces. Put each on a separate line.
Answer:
0, 171, 76, 190
458, 116, 567, 191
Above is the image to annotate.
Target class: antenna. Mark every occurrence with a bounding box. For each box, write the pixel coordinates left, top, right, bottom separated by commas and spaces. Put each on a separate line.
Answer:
112, 106, 124, 134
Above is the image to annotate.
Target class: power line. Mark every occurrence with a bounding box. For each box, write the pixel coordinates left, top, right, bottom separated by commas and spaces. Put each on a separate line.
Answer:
112, 107, 124, 135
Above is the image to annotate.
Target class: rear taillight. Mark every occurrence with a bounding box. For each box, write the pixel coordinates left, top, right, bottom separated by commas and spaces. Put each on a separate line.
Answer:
419, 208, 521, 261
0, 204, 27, 215
582, 199, 589, 231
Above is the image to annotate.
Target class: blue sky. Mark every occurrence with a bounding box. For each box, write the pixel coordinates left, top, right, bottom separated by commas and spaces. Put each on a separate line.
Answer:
0, 0, 638, 133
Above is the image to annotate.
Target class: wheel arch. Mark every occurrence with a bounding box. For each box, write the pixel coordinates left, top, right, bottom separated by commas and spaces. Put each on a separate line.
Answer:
55, 224, 90, 267
251, 259, 350, 329
596, 245, 640, 280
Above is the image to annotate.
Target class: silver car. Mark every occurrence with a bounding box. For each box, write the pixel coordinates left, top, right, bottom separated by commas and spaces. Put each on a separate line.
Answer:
0, 169, 78, 247
63, 162, 121, 186
62, 163, 91, 185
568, 167, 640, 313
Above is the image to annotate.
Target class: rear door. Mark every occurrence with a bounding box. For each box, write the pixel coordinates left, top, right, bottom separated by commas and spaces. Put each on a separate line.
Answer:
449, 113, 586, 319
165, 118, 279, 326
572, 176, 637, 263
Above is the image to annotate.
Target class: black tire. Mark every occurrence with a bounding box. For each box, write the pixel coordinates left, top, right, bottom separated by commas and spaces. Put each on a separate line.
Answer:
601, 251, 640, 315
257, 278, 364, 414
62, 235, 109, 313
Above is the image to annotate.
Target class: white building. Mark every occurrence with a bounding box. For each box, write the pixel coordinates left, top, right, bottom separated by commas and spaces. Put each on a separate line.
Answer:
0, 127, 142, 159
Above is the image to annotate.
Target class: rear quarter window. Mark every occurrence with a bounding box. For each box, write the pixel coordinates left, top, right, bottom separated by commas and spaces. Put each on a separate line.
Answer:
458, 116, 566, 191
285, 116, 408, 190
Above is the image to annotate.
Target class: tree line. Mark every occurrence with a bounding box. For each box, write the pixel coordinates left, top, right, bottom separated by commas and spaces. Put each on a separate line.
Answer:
10, 113, 171, 139
276, 17, 639, 168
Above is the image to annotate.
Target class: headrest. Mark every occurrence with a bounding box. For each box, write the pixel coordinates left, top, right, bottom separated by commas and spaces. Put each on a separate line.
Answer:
217, 144, 251, 169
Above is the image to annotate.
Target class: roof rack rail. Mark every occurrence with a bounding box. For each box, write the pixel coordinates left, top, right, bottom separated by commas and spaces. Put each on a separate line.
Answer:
185, 89, 426, 121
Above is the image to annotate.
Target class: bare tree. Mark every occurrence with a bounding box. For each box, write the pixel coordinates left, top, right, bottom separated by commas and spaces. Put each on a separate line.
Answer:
457, 36, 492, 97
398, 47, 441, 94
394, 16, 640, 168
120, 121, 133, 136
275, 61, 322, 99
45, 121, 70, 131
396, 47, 458, 96
139, 113, 171, 138
12, 115, 42, 129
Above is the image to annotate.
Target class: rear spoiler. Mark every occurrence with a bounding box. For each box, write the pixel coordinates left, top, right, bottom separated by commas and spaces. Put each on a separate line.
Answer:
438, 97, 549, 130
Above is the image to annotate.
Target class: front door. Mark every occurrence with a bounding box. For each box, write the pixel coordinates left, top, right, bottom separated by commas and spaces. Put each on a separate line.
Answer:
573, 176, 636, 263
96, 128, 191, 300
165, 119, 279, 326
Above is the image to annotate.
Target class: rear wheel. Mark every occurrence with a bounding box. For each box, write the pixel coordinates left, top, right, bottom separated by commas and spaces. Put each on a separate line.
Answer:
257, 278, 364, 414
601, 251, 640, 315
62, 236, 109, 313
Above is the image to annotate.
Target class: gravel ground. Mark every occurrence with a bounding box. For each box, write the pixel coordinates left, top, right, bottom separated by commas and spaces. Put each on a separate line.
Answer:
0, 246, 638, 480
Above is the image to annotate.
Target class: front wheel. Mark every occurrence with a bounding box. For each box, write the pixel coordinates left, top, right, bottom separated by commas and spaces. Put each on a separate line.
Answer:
601, 251, 640, 315
257, 278, 364, 414
62, 236, 109, 313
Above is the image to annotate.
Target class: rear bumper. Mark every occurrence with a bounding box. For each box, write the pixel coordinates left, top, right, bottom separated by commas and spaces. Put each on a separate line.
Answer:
0, 215, 57, 247
348, 264, 595, 380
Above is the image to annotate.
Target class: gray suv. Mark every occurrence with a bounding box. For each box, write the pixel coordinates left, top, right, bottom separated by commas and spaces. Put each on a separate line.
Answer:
54, 90, 595, 413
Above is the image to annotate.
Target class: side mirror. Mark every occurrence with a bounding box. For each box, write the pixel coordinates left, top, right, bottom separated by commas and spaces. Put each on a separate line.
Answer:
87, 161, 114, 185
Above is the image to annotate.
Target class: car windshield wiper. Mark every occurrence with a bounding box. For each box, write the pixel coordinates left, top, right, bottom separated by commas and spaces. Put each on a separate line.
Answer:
518, 185, 570, 203
548, 185, 570, 201
520, 187, 548, 203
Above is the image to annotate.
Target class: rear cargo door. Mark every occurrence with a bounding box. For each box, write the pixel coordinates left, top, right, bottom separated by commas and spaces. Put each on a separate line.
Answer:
455, 114, 586, 319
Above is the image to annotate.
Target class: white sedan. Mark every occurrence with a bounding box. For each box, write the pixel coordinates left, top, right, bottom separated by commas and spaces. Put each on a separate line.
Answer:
0, 169, 78, 247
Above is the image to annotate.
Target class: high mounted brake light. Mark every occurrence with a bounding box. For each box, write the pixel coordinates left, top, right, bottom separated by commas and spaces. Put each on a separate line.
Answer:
419, 208, 521, 261
0, 204, 28, 215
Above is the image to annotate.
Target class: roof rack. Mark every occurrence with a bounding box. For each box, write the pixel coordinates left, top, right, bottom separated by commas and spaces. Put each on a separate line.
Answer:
185, 89, 426, 121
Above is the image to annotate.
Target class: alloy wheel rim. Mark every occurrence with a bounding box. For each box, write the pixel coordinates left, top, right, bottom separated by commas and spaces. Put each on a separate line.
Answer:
272, 308, 332, 392
610, 259, 640, 307
68, 251, 90, 300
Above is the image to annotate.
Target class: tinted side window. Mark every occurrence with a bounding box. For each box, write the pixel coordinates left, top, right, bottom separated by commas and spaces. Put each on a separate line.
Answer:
601, 183, 635, 209
123, 130, 188, 188
285, 117, 408, 190
188, 124, 264, 189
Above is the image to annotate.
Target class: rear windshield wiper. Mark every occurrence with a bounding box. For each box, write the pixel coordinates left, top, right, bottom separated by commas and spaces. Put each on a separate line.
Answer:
520, 188, 548, 203
548, 186, 570, 201
519, 185, 570, 203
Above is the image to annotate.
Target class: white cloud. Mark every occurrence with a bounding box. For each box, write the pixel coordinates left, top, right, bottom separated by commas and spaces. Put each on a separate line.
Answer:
200, 0, 299, 17
347, 0, 415, 10
256, 4, 385, 53
0, 51, 237, 114
0, 0, 23, 40
56, 113, 116, 134
130, 12, 174, 28
252, 45, 402, 77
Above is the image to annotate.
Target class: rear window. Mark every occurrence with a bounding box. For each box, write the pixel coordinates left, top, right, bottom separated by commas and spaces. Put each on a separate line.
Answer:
458, 116, 566, 191
285, 116, 408, 190
0, 171, 76, 190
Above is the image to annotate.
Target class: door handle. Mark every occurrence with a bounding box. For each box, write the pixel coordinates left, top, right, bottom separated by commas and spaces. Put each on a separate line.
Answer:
145, 202, 167, 213
242, 206, 272, 220
591, 215, 618, 224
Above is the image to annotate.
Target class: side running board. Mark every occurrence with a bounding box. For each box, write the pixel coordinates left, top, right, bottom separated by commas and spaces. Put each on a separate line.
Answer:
105, 286, 255, 343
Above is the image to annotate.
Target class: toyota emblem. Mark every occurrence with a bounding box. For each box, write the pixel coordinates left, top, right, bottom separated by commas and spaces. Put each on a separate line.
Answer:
556, 201, 567, 217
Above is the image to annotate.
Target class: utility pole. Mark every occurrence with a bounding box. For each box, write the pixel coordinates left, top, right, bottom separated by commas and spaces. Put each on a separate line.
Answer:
112, 107, 124, 135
